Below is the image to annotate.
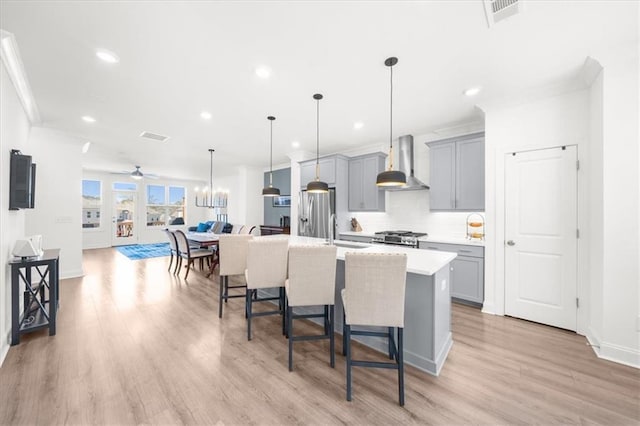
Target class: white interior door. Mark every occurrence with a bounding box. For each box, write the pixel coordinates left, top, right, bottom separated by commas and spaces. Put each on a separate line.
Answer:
505, 146, 577, 331
112, 190, 138, 246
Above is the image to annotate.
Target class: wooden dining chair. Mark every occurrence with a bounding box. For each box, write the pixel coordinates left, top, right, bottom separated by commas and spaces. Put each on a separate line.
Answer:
163, 229, 179, 274
174, 230, 214, 280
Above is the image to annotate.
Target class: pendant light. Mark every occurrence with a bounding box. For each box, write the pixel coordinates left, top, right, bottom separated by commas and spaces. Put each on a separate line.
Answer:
376, 57, 407, 187
262, 116, 280, 197
306, 93, 329, 193
196, 148, 218, 208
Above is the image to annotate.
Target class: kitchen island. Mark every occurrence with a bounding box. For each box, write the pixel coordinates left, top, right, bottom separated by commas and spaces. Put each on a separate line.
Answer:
262, 235, 457, 376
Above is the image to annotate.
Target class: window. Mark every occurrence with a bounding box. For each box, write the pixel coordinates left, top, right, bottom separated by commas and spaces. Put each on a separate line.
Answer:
113, 182, 137, 191
146, 185, 185, 226
82, 180, 101, 228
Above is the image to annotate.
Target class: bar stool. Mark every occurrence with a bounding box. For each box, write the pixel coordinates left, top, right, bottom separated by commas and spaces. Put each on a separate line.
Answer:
284, 245, 337, 371
342, 252, 408, 406
218, 234, 253, 318
245, 238, 289, 340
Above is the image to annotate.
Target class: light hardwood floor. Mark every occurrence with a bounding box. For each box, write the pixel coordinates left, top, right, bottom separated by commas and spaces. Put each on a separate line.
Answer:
1, 248, 638, 425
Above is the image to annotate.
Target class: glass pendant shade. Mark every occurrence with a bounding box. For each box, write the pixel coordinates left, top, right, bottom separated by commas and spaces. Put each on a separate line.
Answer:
262, 116, 281, 197
376, 56, 407, 187
306, 93, 329, 193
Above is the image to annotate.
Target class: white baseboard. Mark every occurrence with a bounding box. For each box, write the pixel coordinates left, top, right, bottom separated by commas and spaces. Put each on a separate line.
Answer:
599, 342, 640, 369
60, 269, 84, 280
0, 332, 10, 367
585, 326, 601, 355
82, 243, 110, 250
586, 327, 639, 369
481, 302, 498, 315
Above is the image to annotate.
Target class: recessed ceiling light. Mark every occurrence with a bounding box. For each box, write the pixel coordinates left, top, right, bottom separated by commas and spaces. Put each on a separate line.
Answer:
82, 141, 91, 154
200, 111, 212, 120
255, 66, 271, 79
463, 86, 482, 97
95, 48, 120, 64
353, 121, 364, 130
82, 115, 96, 123
291, 141, 300, 148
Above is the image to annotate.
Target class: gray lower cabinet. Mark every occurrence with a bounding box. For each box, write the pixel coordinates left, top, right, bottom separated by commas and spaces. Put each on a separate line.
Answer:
419, 241, 484, 306
426, 132, 485, 211
348, 153, 386, 211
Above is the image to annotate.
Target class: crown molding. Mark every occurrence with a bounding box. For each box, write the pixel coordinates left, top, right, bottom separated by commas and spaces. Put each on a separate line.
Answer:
0, 30, 41, 124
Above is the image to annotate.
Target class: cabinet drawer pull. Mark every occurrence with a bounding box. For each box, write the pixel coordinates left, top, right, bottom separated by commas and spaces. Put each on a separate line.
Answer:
459, 249, 472, 253
427, 246, 439, 250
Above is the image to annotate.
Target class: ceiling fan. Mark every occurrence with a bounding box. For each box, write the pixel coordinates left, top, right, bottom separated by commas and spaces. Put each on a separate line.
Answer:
111, 165, 159, 180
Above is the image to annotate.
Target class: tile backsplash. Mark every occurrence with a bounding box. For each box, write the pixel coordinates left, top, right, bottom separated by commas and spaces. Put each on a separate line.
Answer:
349, 190, 484, 238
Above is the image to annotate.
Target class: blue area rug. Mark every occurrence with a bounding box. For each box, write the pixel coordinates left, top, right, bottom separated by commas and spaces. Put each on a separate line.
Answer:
116, 243, 171, 260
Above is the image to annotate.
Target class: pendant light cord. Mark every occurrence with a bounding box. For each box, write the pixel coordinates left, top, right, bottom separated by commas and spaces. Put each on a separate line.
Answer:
389, 63, 394, 170
269, 119, 273, 186
315, 97, 320, 180
209, 149, 213, 200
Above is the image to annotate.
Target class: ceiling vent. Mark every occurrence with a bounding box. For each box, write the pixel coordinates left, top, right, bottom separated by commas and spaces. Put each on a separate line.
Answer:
483, 0, 524, 27
139, 131, 170, 142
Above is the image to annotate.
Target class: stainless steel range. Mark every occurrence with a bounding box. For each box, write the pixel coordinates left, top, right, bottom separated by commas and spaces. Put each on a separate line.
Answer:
371, 230, 427, 248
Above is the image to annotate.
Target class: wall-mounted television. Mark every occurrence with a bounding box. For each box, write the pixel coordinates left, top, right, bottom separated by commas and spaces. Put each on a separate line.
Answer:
9, 149, 36, 210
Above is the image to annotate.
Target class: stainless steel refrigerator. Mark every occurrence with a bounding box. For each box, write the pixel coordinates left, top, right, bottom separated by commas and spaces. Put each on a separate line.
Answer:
298, 189, 336, 239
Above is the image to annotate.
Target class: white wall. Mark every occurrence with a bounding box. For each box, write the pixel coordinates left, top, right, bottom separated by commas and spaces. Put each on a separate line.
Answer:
482, 89, 591, 318
25, 127, 84, 279
0, 61, 31, 365
198, 165, 264, 228
82, 170, 209, 249
588, 67, 604, 351
483, 44, 639, 367
597, 44, 639, 366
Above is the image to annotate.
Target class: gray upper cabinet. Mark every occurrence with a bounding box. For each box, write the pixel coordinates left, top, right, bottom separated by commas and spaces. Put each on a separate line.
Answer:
300, 156, 339, 188
428, 143, 456, 210
348, 153, 386, 212
426, 132, 485, 211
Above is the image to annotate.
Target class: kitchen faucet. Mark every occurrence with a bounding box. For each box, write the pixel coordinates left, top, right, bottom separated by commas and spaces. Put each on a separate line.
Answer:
328, 213, 336, 245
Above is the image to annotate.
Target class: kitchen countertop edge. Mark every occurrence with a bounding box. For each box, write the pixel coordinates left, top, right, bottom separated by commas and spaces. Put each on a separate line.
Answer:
262, 235, 456, 276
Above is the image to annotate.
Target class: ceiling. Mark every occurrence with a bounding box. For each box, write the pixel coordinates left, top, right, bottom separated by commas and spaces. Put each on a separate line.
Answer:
1, 1, 637, 181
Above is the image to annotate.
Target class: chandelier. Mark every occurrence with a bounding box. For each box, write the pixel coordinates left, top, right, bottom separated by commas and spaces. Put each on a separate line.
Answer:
195, 149, 227, 208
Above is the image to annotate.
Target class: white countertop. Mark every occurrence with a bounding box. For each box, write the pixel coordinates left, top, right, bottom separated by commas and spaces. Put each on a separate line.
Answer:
339, 231, 485, 247
260, 235, 456, 276
339, 231, 377, 238
418, 235, 485, 247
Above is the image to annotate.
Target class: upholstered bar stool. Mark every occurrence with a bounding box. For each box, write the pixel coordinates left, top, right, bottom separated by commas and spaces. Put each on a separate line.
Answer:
245, 238, 289, 340
342, 252, 408, 406
284, 245, 337, 371
218, 234, 253, 318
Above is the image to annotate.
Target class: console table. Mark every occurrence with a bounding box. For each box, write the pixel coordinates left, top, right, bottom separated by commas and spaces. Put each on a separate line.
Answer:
10, 249, 60, 345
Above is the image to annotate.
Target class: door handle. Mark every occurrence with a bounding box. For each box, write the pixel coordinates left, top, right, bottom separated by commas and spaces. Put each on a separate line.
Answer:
506, 240, 516, 246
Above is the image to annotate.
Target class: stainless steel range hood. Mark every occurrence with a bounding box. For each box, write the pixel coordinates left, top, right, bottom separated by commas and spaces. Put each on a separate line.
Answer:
387, 135, 429, 191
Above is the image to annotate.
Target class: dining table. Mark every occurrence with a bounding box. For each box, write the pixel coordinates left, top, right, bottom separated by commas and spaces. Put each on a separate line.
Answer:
186, 232, 220, 277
